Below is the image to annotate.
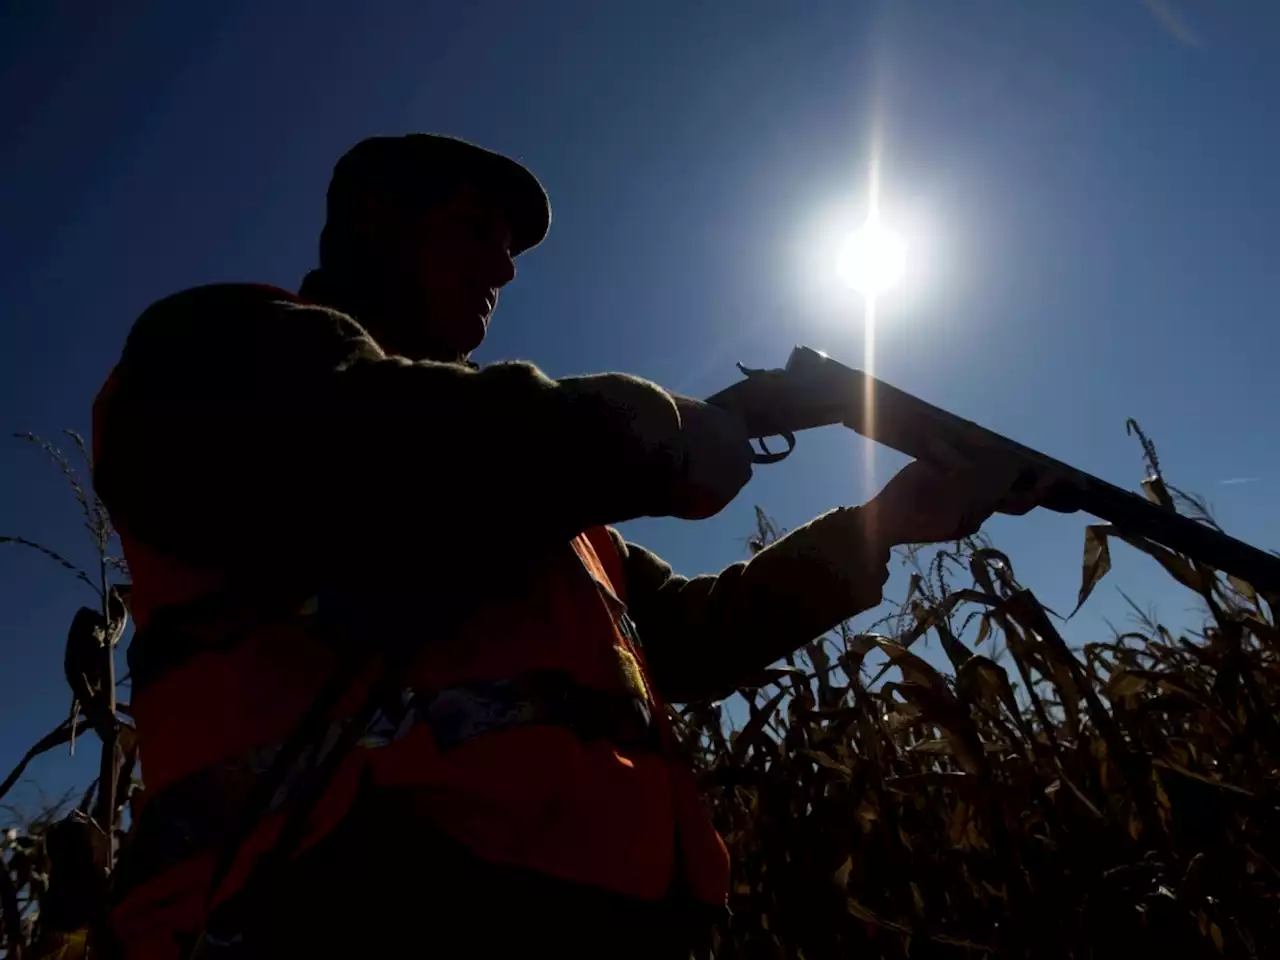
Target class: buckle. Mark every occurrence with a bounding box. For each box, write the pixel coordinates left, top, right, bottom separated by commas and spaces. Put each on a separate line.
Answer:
364, 671, 663, 754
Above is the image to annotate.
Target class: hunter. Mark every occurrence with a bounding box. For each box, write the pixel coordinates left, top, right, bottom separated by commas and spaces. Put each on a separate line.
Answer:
93, 134, 1048, 958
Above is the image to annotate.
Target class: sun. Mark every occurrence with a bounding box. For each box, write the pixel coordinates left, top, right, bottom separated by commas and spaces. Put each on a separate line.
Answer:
835, 213, 907, 297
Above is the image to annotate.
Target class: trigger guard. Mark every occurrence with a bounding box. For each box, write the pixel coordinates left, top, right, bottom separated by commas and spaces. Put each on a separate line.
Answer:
751, 432, 796, 465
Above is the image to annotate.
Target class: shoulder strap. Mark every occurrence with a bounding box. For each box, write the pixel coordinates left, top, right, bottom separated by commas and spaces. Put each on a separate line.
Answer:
580, 527, 628, 605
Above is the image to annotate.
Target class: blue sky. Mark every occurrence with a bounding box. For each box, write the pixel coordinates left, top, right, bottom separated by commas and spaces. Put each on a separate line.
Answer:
4, 0, 1279, 812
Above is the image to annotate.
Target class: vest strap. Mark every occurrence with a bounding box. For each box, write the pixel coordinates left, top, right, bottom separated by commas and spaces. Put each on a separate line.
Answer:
127, 593, 314, 694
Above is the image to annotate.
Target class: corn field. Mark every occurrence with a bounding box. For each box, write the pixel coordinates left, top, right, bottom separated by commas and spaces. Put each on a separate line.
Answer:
5, 425, 1280, 958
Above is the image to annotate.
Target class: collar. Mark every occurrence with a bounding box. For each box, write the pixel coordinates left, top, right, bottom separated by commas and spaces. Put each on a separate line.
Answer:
297, 269, 475, 367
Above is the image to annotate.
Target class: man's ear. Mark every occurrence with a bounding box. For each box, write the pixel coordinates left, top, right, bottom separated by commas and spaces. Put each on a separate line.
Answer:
342, 183, 404, 250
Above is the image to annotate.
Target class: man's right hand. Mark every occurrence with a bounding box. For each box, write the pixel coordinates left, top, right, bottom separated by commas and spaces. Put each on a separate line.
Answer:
662, 396, 754, 519
557, 374, 753, 521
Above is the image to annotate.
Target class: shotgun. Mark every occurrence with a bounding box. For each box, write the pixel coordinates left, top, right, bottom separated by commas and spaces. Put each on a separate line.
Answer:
707, 345, 1280, 592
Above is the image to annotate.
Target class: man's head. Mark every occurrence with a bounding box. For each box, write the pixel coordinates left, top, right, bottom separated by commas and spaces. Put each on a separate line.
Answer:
316, 134, 550, 360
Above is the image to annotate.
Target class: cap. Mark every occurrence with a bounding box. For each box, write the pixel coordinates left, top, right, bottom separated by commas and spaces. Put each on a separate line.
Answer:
326, 134, 551, 255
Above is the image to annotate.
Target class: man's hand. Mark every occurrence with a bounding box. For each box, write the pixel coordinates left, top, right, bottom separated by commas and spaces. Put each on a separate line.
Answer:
662, 397, 754, 520
555, 374, 752, 522
862, 446, 1068, 549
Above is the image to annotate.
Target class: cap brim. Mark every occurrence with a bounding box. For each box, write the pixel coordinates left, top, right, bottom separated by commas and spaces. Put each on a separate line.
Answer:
449, 141, 550, 256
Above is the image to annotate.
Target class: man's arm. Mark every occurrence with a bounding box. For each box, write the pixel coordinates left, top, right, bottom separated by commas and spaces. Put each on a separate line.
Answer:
94, 284, 692, 595
611, 508, 891, 703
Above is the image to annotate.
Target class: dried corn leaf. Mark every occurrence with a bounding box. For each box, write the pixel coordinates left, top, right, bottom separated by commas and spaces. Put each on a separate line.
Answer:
804, 749, 853, 778
908, 739, 953, 755
1106, 670, 1150, 699
1074, 524, 1113, 615
730, 688, 787, 765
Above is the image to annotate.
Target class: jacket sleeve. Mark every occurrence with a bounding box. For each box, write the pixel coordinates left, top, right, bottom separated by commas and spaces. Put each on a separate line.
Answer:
94, 284, 684, 595
611, 508, 892, 703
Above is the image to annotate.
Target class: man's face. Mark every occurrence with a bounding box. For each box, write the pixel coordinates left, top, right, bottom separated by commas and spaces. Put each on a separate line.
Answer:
380, 183, 517, 358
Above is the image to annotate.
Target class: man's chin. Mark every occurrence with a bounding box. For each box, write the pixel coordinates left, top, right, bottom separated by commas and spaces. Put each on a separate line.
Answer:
457, 312, 489, 355
426, 312, 488, 360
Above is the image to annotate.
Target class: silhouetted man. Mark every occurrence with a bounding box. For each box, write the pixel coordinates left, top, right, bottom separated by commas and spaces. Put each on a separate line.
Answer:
95, 134, 1049, 959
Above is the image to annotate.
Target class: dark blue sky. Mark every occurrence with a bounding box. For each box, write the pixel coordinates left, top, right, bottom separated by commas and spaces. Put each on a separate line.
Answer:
4, 0, 1278, 809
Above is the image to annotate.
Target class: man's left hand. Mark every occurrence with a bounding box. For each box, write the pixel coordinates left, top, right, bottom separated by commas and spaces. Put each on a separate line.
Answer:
861, 447, 1069, 549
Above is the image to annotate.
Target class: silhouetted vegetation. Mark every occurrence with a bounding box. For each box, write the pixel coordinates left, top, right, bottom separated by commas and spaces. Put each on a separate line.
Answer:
680, 428, 1280, 958
3, 432, 132, 960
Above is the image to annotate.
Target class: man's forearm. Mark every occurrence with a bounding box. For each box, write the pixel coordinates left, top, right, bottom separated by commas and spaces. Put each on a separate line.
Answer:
615, 508, 891, 703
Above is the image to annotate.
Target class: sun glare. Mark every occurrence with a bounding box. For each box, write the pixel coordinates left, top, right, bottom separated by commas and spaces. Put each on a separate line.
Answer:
836, 214, 906, 297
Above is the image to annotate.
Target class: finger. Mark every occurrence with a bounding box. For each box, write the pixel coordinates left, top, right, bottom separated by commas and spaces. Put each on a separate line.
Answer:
996, 492, 1039, 516
1039, 477, 1084, 513
1032, 471, 1073, 511
922, 439, 972, 475
992, 456, 1036, 489
949, 499, 1003, 541
990, 466, 1039, 515
995, 465, 1072, 516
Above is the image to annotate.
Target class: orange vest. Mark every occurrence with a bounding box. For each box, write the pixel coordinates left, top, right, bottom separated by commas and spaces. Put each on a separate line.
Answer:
94, 297, 730, 959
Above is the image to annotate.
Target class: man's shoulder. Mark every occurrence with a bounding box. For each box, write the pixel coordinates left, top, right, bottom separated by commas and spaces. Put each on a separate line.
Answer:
135, 282, 304, 325
124, 282, 367, 358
